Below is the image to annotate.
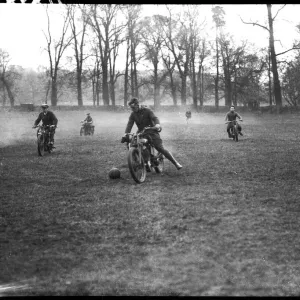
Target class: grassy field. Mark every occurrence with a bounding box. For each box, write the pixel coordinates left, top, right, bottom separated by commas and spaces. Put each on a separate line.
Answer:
1, 109, 300, 296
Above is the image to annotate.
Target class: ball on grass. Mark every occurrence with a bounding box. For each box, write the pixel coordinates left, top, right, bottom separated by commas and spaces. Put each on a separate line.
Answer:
109, 167, 121, 179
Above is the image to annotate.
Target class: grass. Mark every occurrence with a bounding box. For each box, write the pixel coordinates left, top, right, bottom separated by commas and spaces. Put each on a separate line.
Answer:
1, 110, 300, 296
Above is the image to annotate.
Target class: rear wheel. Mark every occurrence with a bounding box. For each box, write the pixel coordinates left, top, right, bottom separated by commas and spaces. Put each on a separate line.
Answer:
91, 127, 94, 136
37, 135, 45, 156
128, 147, 146, 183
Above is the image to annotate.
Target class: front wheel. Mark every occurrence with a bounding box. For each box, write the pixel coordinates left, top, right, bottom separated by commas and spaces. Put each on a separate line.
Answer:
128, 147, 146, 183
153, 153, 164, 173
233, 128, 238, 142
80, 127, 84, 136
37, 135, 45, 156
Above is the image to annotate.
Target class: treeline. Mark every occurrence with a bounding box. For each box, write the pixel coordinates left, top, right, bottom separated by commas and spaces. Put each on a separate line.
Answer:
1, 4, 300, 109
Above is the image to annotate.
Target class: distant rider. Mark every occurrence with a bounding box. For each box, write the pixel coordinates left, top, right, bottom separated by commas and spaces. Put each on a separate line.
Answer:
33, 103, 58, 146
224, 105, 243, 138
121, 97, 182, 171
84, 113, 93, 125
82, 112, 94, 134
185, 109, 192, 123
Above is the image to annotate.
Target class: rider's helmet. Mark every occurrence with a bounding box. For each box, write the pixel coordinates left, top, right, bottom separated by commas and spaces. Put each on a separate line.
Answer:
41, 103, 49, 108
87, 113, 90, 115
128, 97, 139, 106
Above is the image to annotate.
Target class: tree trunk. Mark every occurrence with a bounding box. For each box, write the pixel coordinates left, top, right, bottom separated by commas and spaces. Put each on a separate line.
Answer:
102, 63, 109, 106
124, 40, 129, 107
2, 79, 14, 107
1, 83, 6, 106
223, 56, 231, 107
199, 65, 204, 107
170, 75, 177, 106
233, 68, 237, 107
267, 4, 282, 109
191, 59, 197, 110
96, 75, 100, 106
268, 50, 273, 105
92, 69, 96, 106
51, 79, 58, 106
134, 55, 138, 99
77, 71, 83, 106
215, 35, 219, 108
110, 79, 116, 106
181, 76, 187, 106
153, 63, 160, 110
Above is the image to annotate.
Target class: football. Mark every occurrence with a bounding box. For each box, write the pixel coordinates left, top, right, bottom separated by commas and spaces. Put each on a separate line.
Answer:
108, 167, 121, 179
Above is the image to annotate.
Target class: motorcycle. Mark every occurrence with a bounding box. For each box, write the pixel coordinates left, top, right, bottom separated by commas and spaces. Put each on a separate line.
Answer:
33, 124, 56, 156
226, 120, 243, 142
80, 121, 94, 136
124, 127, 164, 184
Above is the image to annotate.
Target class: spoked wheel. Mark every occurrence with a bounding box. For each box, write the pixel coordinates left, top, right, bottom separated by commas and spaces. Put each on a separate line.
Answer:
37, 135, 45, 156
80, 128, 84, 136
128, 147, 146, 183
233, 128, 238, 142
47, 143, 52, 153
91, 127, 94, 136
153, 152, 164, 173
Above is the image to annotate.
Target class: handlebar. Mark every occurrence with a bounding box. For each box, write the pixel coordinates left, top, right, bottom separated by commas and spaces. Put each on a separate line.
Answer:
125, 126, 159, 137
33, 125, 57, 129
225, 120, 243, 124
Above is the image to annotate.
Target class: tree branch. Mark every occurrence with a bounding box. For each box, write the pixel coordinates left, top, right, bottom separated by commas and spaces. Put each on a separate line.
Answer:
272, 4, 286, 21
276, 47, 300, 56
240, 16, 269, 32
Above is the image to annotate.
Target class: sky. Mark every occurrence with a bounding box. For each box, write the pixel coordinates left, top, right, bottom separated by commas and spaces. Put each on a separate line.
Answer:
0, 4, 300, 71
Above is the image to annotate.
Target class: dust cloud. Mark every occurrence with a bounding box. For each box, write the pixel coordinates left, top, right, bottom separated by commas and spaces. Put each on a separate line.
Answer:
0, 107, 232, 149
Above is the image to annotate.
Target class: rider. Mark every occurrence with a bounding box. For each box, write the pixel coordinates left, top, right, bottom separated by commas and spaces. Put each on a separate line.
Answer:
33, 103, 58, 146
185, 108, 192, 123
225, 105, 243, 138
83, 112, 94, 133
121, 97, 182, 171
84, 112, 93, 124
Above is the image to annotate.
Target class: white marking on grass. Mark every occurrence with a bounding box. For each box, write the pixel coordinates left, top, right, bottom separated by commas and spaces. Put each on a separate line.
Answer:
0, 283, 29, 295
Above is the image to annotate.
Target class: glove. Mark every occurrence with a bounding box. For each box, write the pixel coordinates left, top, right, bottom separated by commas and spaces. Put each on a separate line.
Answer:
121, 135, 127, 143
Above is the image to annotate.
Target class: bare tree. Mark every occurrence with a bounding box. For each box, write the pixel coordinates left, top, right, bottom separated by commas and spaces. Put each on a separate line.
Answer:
240, 5, 288, 109
68, 4, 88, 106
158, 5, 192, 106
123, 5, 143, 99
212, 5, 225, 108
86, 4, 124, 106
108, 18, 126, 106
161, 54, 178, 105
197, 39, 210, 107
0, 49, 17, 107
140, 15, 169, 109
219, 35, 247, 106
44, 5, 73, 106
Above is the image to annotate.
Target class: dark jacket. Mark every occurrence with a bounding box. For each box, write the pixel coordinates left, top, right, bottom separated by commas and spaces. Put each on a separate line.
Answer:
84, 116, 93, 123
34, 111, 58, 126
125, 107, 160, 133
225, 111, 241, 122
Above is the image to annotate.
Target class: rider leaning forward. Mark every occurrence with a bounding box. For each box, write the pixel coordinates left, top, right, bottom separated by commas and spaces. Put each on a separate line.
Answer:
84, 112, 93, 124
224, 105, 243, 138
122, 97, 182, 170
33, 103, 58, 146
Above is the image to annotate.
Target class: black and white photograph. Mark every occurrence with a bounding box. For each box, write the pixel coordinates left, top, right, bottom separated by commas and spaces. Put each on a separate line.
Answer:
1, 3, 300, 296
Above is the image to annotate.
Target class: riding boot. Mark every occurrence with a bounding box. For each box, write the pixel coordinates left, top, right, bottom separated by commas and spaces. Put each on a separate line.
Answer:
227, 129, 231, 138
162, 150, 182, 170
